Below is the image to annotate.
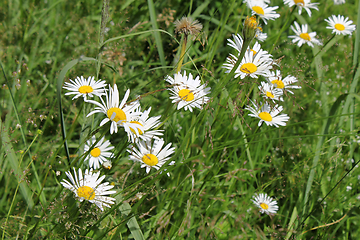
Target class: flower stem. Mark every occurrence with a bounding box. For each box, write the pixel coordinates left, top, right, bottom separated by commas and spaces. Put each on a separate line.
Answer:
176, 35, 188, 73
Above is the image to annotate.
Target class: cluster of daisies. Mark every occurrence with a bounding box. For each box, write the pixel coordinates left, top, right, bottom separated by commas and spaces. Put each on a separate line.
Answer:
58, 0, 355, 216
244, 0, 355, 48
224, 33, 298, 128
230, 0, 356, 215
60, 69, 210, 210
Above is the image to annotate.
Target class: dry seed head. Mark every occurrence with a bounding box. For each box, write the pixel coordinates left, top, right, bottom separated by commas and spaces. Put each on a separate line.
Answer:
174, 16, 202, 36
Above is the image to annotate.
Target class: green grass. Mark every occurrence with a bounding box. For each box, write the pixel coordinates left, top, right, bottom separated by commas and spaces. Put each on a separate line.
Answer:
1, 0, 360, 239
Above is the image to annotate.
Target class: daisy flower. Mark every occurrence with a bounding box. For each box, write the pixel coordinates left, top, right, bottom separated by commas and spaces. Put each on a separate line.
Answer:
266, 70, 301, 94
243, 0, 270, 3
258, 82, 283, 102
84, 136, 114, 169
127, 139, 175, 176
86, 84, 143, 135
245, 100, 289, 127
224, 48, 272, 79
227, 33, 244, 53
325, 15, 356, 36
249, 41, 272, 59
63, 76, 106, 100
227, 34, 270, 58
247, 2, 280, 24
126, 107, 164, 143
255, 29, 267, 42
333, 0, 345, 4
61, 168, 116, 211
288, 21, 322, 47
252, 193, 279, 215
283, 0, 319, 17
165, 71, 211, 112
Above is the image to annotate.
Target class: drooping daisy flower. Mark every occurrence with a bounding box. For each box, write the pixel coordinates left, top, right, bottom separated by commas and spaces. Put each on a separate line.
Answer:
166, 71, 211, 112
127, 139, 175, 176
84, 136, 114, 169
227, 34, 270, 58
333, 0, 345, 4
255, 29, 267, 42
288, 21, 322, 47
63, 76, 106, 100
266, 70, 301, 94
283, 0, 319, 17
126, 107, 164, 143
86, 84, 143, 135
247, 2, 280, 24
325, 15, 356, 36
258, 82, 283, 102
243, 0, 270, 4
252, 193, 278, 215
61, 168, 116, 211
224, 48, 272, 79
245, 100, 289, 127
227, 33, 244, 53
249, 42, 272, 59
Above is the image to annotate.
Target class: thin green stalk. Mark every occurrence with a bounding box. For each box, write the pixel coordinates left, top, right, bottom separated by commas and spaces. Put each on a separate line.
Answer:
2, 184, 20, 240
97, 0, 109, 80
176, 35, 188, 73
270, 7, 295, 54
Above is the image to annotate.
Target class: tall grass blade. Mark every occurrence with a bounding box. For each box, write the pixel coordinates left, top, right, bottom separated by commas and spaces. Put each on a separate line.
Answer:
56, 56, 97, 165
0, 119, 34, 210
147, 0, 166, 66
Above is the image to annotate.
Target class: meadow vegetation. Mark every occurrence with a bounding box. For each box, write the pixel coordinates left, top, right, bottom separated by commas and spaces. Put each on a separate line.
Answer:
1, 0, 360, 239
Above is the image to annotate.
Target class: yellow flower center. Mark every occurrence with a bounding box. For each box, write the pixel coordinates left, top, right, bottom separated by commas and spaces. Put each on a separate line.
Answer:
266, 91, 274, 98
259, 112, 272, 122
129, 121, 144, 135
77, 186, 95, 200
294, 0, 305, 6
334, 23, 345, 31
90, 147, 101, 157
142, 153, 158, 166
178, 89, 195, 102
240, 63, 257, 74
260, 202, 269, 210
78, 85, 94, 94
252, 6, 264, 15
271, 79, 285, 89
299, 33, 311, 41
107, 107, 126, 122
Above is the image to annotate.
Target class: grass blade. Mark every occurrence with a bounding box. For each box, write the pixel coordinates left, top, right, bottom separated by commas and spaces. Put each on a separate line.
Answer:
147, 0, 166, 66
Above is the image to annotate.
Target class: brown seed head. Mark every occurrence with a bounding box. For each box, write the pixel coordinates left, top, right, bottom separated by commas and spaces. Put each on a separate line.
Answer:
174, 16, 203, 36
